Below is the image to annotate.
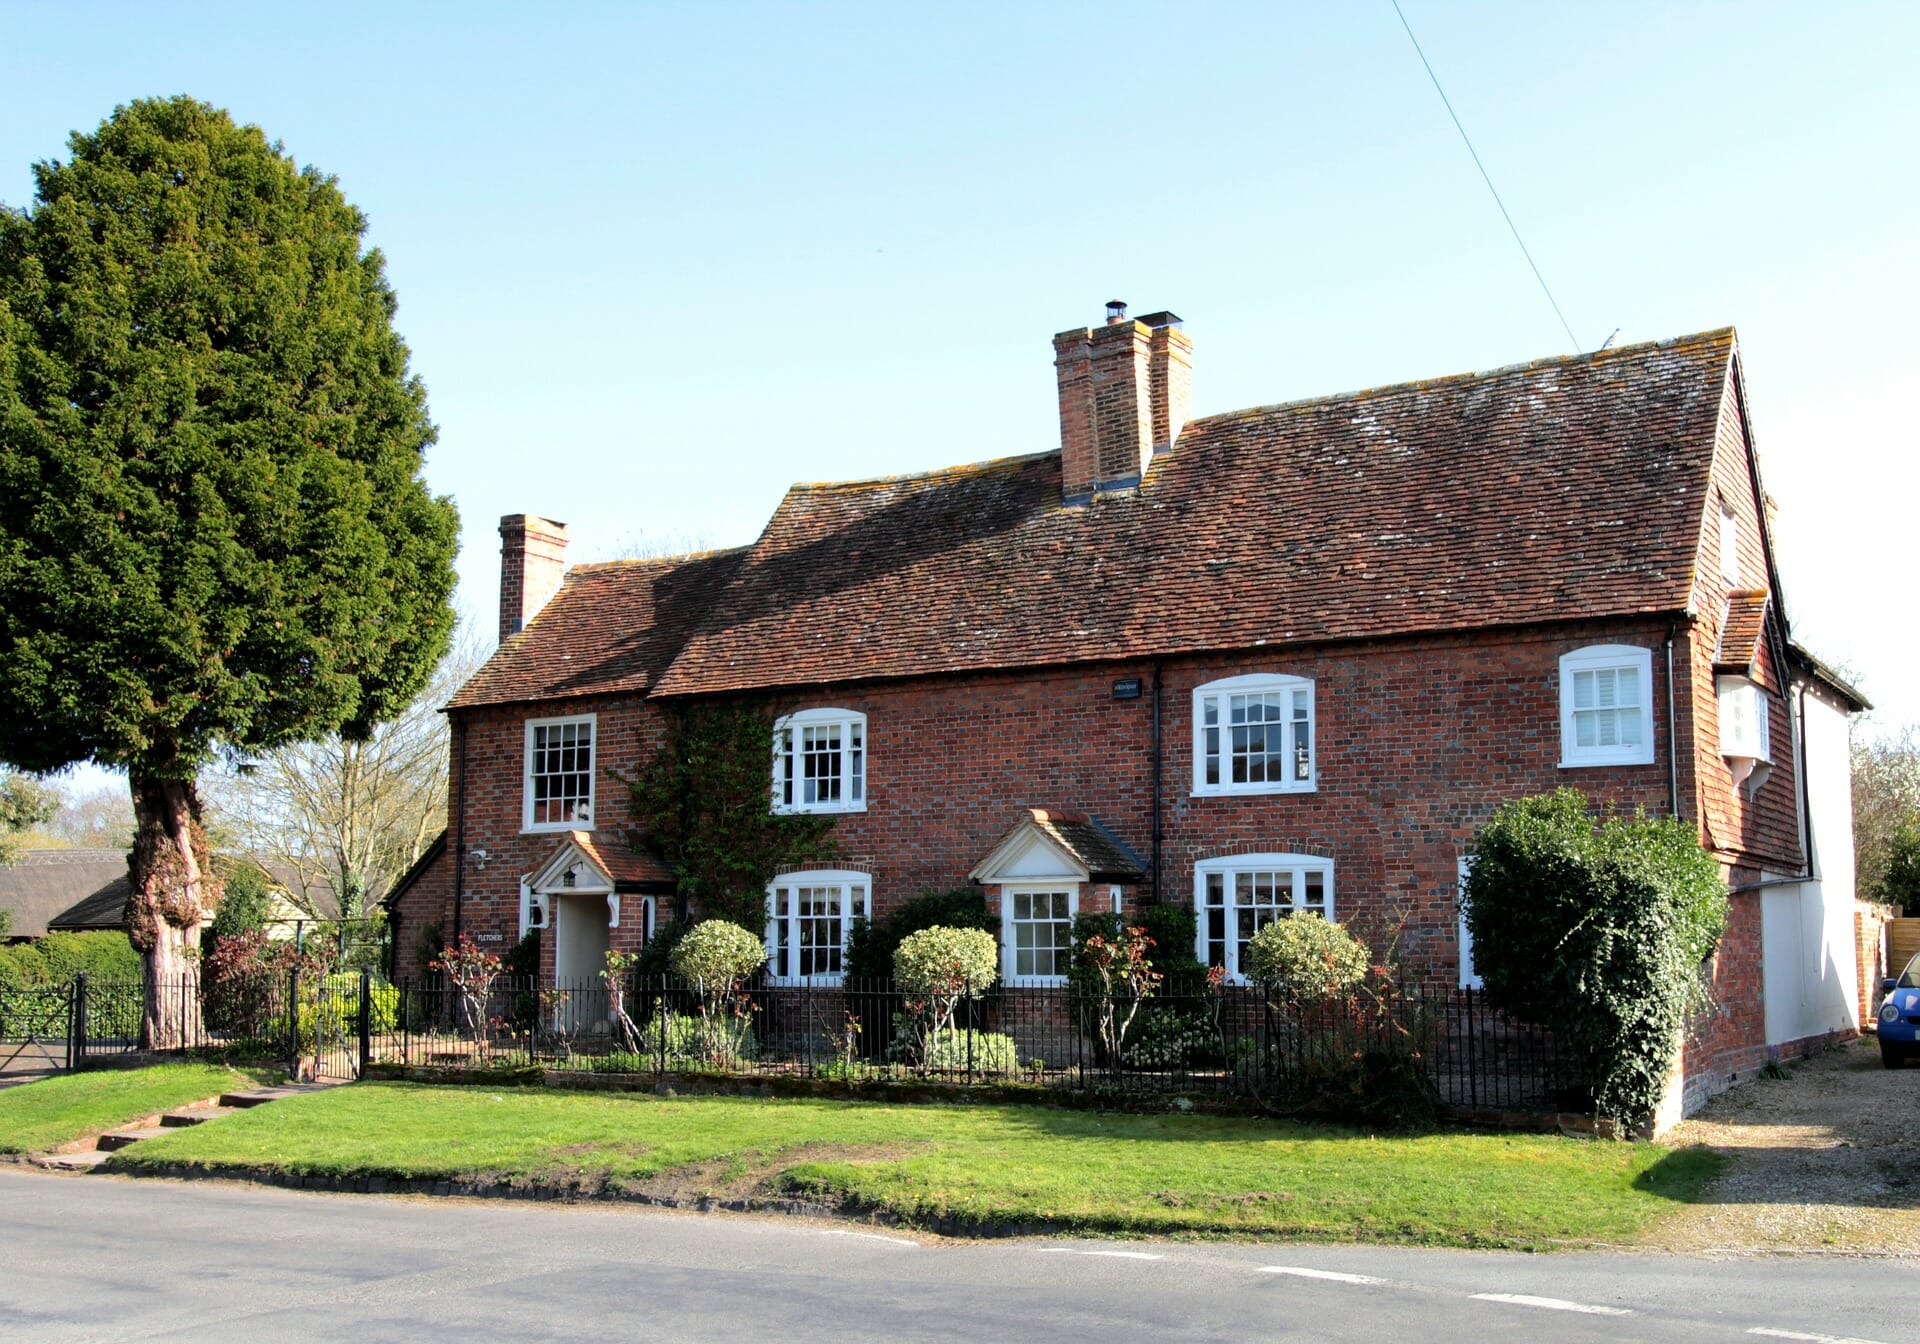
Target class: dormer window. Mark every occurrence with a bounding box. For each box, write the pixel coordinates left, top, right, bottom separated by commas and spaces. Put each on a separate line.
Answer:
1192, 674, 1315, 796
773, 709, 867, 814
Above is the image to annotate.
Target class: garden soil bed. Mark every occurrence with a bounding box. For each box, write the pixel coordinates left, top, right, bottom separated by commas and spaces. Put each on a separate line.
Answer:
1644, 1037, 1920, 1256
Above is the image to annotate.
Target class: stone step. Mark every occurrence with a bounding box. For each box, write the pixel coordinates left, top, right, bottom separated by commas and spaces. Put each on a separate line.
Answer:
160, 1106, 237, 1127
219, 1084, 333, 1109
95, 1128, 157, 1151
36, 1148, 115, 1171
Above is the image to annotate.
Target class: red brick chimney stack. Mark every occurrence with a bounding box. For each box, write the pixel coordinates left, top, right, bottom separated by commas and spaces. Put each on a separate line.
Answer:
1052, 304, 1190, 504
498, 514, 569, 644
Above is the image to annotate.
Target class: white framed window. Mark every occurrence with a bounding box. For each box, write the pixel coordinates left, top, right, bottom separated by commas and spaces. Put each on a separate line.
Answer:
1192, 853, 1333, 983
1717, 675, 1771, 762
1000, 885, 1078, 986
524, 714, 595, 831
1718, 494, 1740, 586
1558, 645, 1655, 768
765, 870, 869, 985
1457, 855, 1482, 990
772, 708, 867, 814
1192, 674, 1315, 796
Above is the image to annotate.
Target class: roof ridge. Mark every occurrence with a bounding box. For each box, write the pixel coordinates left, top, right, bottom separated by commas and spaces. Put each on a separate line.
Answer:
789, 449, 1055, 495
1188, 327, 1737, 430
569, 545, 751, 575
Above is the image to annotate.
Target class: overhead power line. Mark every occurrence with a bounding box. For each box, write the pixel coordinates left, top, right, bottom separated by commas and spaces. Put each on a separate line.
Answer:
1390, 0, 1583, 352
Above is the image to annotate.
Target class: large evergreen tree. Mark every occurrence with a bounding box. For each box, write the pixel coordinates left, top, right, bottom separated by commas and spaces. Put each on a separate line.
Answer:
0, 97, 458, 1044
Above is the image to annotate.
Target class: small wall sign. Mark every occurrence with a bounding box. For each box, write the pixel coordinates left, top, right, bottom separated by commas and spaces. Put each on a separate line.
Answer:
1111, 677, 1144, 700
474, 933, 506, 943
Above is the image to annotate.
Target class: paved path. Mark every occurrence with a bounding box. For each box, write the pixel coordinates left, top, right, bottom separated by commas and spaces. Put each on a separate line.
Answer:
0, 1170, 1912, 1343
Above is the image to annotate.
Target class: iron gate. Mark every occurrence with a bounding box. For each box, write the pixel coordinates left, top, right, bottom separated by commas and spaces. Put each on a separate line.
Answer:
0, 980, 74, 1076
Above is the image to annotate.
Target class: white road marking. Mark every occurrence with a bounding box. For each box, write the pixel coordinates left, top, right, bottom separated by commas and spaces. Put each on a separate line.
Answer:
1036, 1248, 1165, 1260
1748, 1329, 1887, 1344
812, 1229, 918, 1248
1471, 1292, 1631, 1316
1258, 1266, 1387, 1285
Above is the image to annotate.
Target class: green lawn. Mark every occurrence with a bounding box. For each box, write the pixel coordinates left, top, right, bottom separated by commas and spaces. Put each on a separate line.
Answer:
0, 1063, 258, 1154
111, 1082, 1722, 1248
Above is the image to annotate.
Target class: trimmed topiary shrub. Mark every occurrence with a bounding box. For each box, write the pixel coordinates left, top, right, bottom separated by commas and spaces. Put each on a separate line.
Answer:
845, 887, 996, 984
893, 925, 998, 1071
1244, 915, 1369, 1006
669, 920, 765, 1066
1465, 787, 1729, 1125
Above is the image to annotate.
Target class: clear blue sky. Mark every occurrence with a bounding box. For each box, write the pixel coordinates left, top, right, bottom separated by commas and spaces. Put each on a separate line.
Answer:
4, 2, 1915, 733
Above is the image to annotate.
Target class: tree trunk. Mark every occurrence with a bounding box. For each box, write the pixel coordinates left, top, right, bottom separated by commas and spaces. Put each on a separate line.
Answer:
127, 774, 223, 1049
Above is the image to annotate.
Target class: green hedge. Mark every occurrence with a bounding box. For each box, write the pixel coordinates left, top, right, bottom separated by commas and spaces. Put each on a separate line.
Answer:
0, 931, 141, 986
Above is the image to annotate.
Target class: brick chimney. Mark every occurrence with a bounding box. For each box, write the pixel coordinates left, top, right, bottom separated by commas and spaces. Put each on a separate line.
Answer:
1052, 303, 1190, 504
498, 514, 569, 644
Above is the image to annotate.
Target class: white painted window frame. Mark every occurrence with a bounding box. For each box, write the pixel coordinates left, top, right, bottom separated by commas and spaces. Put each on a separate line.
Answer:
1457, 855, 1483, 990
1191, 853, 1334, 984
1717, 674, 1771, 763
999, 883, 1081, 987
523, 713, 596, 833
771, 707, 868, 815
1557, 645, 1655, 768
1191, 673, 1317, 797
764, 869, 870, 986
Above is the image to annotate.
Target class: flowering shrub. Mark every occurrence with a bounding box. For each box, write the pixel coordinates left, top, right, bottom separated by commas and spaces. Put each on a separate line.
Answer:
1076, 924, 1162, 1071
1245, 914, 1368, 1006
431, 935, 504, 1041
1122, 1004, 1221, 1069
602, 949, 644, 1051
892, 926, 997, 1072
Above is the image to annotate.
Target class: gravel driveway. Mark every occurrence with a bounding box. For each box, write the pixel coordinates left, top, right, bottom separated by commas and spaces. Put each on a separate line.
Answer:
1645, 1036, 1919, 1256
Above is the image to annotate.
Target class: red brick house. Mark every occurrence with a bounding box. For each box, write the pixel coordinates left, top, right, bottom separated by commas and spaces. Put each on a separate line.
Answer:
388, 307, 1865, 1117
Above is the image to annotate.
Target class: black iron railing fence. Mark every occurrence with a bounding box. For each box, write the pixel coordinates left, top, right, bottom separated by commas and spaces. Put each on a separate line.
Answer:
383, 975, 1572, 1112
21, 970, 1573, 1112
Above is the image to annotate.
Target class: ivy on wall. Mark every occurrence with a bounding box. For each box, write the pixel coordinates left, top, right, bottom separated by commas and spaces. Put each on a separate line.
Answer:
626, 701, 839, 932
1464, 787, 1728, 1125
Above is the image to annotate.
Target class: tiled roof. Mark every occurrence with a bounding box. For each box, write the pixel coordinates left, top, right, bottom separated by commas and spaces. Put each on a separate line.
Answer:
570, 832, 674, 891
0, 849, 130, 939
449, 547, 750, 710
1024, 809, 1146, 883
653, 330, 1736, 697
1714, 590, 1771, 672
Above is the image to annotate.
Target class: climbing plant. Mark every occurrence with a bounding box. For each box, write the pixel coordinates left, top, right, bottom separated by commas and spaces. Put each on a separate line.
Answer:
627, 701, 838, 931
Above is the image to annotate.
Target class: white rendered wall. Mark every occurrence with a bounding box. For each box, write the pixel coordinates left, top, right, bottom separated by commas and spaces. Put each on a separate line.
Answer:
1763, 689, 1861, 1043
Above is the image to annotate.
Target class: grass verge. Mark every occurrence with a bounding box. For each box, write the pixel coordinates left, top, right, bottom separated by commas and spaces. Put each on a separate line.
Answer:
111, 1082, 1723, 1248
0, 1063, 260, 1154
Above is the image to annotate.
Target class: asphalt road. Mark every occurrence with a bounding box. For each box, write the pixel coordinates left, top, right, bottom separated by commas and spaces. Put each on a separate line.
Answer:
0, 1170, 1912, 1343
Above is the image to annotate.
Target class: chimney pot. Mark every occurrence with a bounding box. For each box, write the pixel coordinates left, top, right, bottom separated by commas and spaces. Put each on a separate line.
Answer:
1105, 300, 1128, 325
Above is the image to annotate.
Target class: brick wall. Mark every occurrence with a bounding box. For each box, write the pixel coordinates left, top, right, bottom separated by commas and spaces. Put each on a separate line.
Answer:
442, 615, 1755, 987
387, 844, 452, 980
1856, 902, 1896, 1025
440, 604, 1807, 1108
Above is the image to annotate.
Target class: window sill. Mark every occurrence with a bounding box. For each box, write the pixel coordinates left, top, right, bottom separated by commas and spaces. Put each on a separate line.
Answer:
523, 821, 593, 835
766, 975, 846, 989
1189, 784, 1316, 799
1557, 754, 1655, 770
1003, 976, 1068, 990
772, 803, 868, 817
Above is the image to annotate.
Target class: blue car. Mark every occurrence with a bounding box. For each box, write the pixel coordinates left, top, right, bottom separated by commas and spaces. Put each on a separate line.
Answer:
1877, 951, 1920, 1069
